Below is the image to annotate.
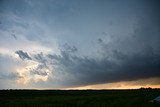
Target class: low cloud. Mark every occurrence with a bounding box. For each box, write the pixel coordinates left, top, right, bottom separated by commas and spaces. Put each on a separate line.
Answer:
11, 34, 17, 40
12, 34, 160, 88
4, 13, 160, 88
0, 0, 160, 89
60, 43, 78, 53
15, 50, 32, 60
45, 48, 160, 87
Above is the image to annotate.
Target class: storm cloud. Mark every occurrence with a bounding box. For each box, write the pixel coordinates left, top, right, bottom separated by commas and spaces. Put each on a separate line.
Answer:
0, 0, 160, 89
45, 47, 160, 87
15, 50, 32, 60
44, 4, 160, 87
76, 1, 160, 88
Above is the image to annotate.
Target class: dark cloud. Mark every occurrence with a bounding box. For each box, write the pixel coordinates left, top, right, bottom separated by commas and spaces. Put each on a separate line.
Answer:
15, 51, 50, 77
102, 32, 108, 36
15, 50, 32, 60
34, 52, 47, 66
97, 38, 103, 43
12, 5, 160, 87
34, 14, 160, 87
31, 53, 53, 77
1, 0, 160, 89
46, 48, 160, 87
11, 34, 17, 40
61, 43, 78, 53
30, 64, 48, 76
44, 5, 160, 87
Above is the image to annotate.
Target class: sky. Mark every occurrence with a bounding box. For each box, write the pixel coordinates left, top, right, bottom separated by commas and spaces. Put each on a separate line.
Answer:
0, 0, 160, 89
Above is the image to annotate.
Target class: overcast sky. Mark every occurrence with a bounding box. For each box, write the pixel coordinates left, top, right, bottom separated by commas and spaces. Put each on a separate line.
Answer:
0, 0, 160, 89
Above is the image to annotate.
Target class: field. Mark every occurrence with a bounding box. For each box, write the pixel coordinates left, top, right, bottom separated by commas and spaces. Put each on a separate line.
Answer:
0, 89, 160, 107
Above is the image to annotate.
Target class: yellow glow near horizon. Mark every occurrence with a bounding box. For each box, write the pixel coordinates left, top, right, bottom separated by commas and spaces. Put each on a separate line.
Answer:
66, 78, 160, 90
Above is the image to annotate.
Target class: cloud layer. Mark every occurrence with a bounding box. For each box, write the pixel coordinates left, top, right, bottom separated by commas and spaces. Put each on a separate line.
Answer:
0, 0, 160, 89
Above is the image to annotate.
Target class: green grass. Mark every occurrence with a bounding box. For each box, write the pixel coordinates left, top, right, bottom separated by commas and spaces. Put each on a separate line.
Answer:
0, 89, 160, 107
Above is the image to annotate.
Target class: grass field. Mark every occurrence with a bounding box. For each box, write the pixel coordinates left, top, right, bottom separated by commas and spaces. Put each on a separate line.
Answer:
0, 89, 160, 107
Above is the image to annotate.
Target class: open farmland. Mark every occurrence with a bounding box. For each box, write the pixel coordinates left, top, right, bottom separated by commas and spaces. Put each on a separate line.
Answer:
0, 89, 160, 107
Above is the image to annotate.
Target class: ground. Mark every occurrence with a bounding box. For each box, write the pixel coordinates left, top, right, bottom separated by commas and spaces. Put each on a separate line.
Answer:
0, 89, 160, 107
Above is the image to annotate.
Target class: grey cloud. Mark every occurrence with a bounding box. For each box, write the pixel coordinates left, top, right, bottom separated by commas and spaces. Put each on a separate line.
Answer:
11, 34, 17, 40
44, 9, 160, 87
44, 27, 160, 88
97, 38, 103, 43
0, 72, 20, 80
133, 1, 160, 53
1, 0, 160, 89
15, 50, 32, 60
61, 43, 78, 53
14, 50, 49, 77
30, 53, 54, 77
15, 51, 50, 77
102, 32, 108, 36
13, 9, 160, 88
0, 55, 20, 86
34, 52, 47, 67
30, 64, 48, 76
46, 48, 160, 87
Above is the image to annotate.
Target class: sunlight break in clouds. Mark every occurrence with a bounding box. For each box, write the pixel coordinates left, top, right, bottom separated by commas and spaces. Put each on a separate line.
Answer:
16, 60, 40, 84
